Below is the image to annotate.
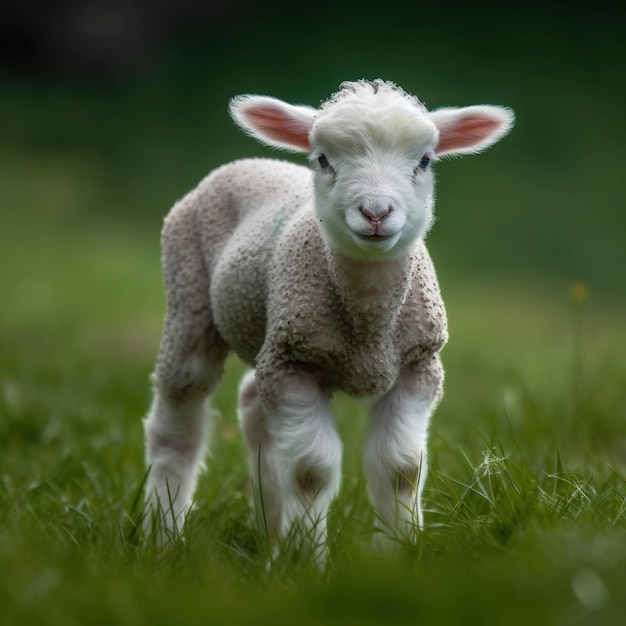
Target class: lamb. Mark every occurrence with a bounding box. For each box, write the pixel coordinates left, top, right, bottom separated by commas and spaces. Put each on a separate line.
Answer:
143, 79, 514, 560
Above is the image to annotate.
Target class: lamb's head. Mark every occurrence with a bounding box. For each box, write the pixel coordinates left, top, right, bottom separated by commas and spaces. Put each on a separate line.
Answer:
230, 79, 514, 260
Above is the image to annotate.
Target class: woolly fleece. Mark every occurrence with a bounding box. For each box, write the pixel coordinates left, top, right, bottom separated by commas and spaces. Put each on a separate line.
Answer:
157, 157, 447, 408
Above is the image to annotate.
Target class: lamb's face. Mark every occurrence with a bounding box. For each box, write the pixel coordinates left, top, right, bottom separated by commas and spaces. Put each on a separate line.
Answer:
310, 91, 439, 260
230, 79, 513, 261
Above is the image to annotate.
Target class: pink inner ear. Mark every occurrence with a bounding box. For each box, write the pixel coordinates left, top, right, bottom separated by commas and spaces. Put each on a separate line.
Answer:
437, 114, 501, 154
243, 105, 311, 151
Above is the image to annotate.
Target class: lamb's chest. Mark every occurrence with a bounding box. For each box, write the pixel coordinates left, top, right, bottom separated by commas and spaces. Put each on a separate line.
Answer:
281, 318, 428, 398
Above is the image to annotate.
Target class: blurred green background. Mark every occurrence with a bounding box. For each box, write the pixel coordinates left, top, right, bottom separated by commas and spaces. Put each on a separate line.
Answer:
2, 2, 624, 407
2, 1, 624, 311
1, 3, 625, 623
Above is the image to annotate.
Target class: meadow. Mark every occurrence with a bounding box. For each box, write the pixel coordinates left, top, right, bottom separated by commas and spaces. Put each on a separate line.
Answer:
1, 7, 625, 625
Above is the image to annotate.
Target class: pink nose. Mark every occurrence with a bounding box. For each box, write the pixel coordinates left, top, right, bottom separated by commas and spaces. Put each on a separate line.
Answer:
361, 204, 391, 224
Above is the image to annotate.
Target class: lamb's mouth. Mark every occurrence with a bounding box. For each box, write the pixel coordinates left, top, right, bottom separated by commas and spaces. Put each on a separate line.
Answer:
353, 231, 400, 249
360, 232, 395, 242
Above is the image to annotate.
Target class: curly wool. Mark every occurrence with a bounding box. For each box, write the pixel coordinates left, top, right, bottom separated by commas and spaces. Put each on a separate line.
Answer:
160, 157, 447, 406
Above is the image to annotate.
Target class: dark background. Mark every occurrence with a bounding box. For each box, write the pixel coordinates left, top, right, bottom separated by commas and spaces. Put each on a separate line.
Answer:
1, 1, 624, 301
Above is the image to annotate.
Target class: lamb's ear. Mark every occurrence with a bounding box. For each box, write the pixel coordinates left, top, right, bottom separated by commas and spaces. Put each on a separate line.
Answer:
428, 105, 515, 157
229, 95, 317, 153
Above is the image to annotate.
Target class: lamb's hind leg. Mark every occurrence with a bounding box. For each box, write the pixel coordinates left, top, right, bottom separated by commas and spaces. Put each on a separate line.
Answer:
143, 203, 228, 541
363, 357, 444, 552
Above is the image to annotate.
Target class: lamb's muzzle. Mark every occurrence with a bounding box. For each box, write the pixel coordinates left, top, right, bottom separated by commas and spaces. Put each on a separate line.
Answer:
360, 197, 393, 231
143, 79, 514, 563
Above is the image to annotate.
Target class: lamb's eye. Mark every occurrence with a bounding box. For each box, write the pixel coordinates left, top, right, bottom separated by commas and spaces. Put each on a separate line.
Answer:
318, 154, 330, 169
418, 154, 431, 170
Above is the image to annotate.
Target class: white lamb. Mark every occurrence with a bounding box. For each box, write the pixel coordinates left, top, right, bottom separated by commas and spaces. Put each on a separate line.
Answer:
143, 79, 514, 559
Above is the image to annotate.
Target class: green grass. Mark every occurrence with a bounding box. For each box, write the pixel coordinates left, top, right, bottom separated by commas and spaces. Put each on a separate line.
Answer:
1, 182, 625, 625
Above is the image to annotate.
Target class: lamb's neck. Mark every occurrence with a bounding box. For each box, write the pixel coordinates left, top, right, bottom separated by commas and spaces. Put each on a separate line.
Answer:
328, 251, 414, 332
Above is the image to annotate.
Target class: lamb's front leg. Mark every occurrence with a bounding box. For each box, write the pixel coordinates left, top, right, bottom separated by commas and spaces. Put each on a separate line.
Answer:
256, 371, 343, 566
363, 357, 444, 552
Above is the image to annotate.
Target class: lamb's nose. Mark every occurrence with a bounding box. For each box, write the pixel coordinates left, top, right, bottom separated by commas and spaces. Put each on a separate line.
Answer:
361, 203, 392, 224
